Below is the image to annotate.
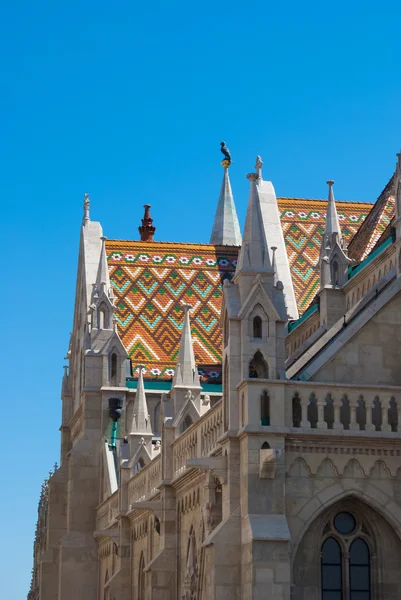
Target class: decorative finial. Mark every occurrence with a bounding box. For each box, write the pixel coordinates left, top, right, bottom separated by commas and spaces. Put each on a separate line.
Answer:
255, 155, 263, 178
247, 172, 258, 183
182, 303, 193, 313
139, 204, 156, 242
326, 180, 335, 187
83, 193, 90, 225
220, 141, 232, 167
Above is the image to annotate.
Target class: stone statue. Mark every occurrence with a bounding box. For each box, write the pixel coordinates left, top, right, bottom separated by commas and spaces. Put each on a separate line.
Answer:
220, 141, 232, 163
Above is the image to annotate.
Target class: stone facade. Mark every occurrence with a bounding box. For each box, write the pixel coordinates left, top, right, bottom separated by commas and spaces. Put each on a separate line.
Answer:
28, 152, 401, 600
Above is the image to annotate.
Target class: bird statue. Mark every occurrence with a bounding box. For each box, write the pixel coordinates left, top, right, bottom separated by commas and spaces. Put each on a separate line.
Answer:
220, 141, 232, 164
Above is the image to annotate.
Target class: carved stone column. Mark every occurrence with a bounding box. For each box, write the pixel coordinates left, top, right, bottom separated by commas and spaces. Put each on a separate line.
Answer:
349, 396, 359, 431
333, 397, 343, 431
381, 395, 391, 433
300, 396, 310, 429
317, 397, 327, 429
365, 398, 375, 432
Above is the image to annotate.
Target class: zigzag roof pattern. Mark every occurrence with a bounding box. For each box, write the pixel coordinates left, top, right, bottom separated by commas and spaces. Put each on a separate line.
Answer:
106, 198, 387, 380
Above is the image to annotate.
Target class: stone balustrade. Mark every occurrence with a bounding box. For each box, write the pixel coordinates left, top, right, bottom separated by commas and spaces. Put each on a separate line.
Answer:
290, 383, 401, 433
96, 491, 119, 530
173, 401, 223, 478
127, 455, 161, 509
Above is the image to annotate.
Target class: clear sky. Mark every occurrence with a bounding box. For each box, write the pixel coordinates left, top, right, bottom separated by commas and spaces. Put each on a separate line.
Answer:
1, 0, 400, 597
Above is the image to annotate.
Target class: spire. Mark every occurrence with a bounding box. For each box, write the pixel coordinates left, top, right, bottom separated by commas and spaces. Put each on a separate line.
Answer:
210, 163, 242, 246
95, 236, 111, 297
130, 365, 152, 435
322, 180, 343, 248
139, 204, 156, 242
172, 304, 200, 388
235, 171, 273, 275
82, 193, 90, 225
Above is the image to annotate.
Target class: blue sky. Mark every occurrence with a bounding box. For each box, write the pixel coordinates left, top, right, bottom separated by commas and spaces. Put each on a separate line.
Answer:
1, 0, 400, 597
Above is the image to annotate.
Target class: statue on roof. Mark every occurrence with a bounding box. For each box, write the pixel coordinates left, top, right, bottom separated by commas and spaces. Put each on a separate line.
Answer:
220, 141, 232, 165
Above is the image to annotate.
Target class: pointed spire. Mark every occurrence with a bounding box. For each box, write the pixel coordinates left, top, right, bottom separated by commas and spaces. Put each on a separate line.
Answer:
82, 193, 90, 225
130, 365, 152, 435
139, 204, 156, 242
322, 180, 343, 248
95, 236, 111, 297
210, 164, 242, 246
172, 304, 200, 388
235, 170, 273, 275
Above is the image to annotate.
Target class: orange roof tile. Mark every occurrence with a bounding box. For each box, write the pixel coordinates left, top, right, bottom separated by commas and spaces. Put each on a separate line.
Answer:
106, 198, 385, 380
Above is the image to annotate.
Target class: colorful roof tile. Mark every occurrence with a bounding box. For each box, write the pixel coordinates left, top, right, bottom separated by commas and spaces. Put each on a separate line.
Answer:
278, 198, 373, 312
106, 198, 384, 379
347, 177, 395, 262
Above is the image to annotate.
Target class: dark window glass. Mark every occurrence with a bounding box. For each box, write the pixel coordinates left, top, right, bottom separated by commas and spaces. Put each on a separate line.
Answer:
334, 512, 356, 535
260, 391, 270, 425
321, 537, 342, 599
253, 316, 262, 338
322, 593, 342, 600
350, 538, 370, 599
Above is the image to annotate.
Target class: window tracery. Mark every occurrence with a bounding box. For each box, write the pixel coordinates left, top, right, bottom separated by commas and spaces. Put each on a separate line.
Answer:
321, 511, 372, 600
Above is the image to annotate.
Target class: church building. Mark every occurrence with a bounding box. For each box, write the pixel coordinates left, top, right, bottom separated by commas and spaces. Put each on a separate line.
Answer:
28, 149, 401, 599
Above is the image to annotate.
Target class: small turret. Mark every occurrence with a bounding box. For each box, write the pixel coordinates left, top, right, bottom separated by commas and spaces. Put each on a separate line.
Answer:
139, 204, 156, 242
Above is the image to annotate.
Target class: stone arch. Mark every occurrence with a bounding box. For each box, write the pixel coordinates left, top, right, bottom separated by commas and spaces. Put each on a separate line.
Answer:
291, 488, 401, 600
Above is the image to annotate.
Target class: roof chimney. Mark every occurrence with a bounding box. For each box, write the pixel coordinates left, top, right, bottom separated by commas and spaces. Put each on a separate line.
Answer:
139, 204, 156, 242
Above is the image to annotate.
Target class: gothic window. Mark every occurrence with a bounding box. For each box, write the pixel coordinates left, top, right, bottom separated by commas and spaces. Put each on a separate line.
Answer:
110, 353, 117, 386
253, 316, 262, 339
249, 350, 268, 379
134, 457, 145, 473
261, 441, 270, 449
138, 553, 145, 600
240, 393, 245, 427
332, 260, 339, 286
153, 401, 161, 436
181, 414, 193, 433
99, 305, 106, 329
321, 512, 372, 600
260, 391, 270, 426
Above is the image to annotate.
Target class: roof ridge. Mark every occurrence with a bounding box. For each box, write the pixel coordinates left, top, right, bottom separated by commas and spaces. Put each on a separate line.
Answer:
277, 197, 374, 205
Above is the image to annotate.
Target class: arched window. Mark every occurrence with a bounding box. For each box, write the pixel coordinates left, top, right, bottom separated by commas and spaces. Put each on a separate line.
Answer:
261, 441, 270, 449
321, 537, 342, 599
249, 350, 268, 378
253, 316, 262, 339
349, 538, 371, 598
181, 414, 193, 432
332, 261, 339, 286
99, 305, 107, 329
260, 391, 270, 425
138, 553, 145, 600
321, 512, 371, 600
110, 353, 117, 386
153, 401, 161, 436
134, 457, 145, 473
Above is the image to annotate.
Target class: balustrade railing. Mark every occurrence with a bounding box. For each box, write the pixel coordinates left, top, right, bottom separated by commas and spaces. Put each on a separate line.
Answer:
127, 455, 161, 509
172, 401, 223, 478
290, 387, 400, 433
96, 491, 118, 530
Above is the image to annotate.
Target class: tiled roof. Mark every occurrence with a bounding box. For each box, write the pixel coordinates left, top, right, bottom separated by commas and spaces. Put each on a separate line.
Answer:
278, 198, 374, 312
106, 198, 382, 380
106, 241, 237, 382
347, 177, 395, 262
